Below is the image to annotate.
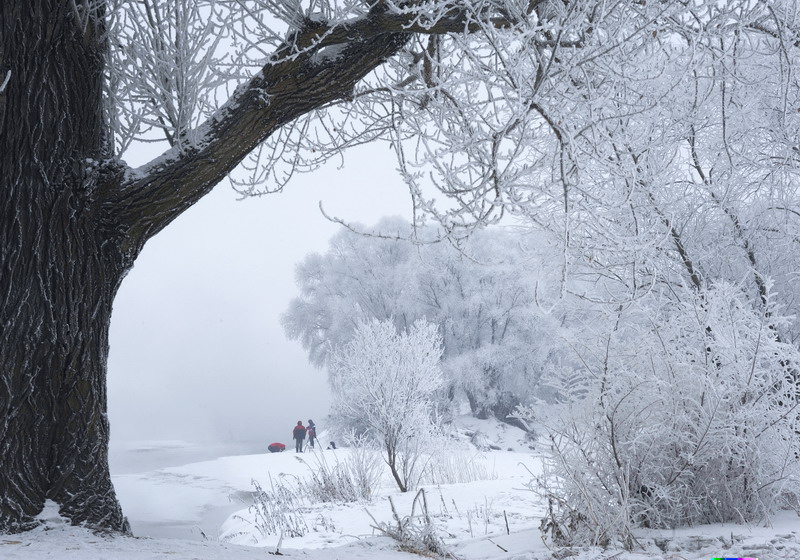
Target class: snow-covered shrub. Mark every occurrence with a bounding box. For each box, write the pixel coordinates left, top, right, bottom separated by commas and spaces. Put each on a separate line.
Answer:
296, 441, 383, 503
229, 446, 383, 544
419, 451, 494, 486
528, 283, 800, 548
366, 489, 452, 558
245, 477, 308, 539
329, 319, 446, 492
338, 434, 387, 500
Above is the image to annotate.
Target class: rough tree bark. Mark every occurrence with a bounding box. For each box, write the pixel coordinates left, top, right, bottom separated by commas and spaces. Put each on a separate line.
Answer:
0, 2, 131, 533
0, 0, 415, 534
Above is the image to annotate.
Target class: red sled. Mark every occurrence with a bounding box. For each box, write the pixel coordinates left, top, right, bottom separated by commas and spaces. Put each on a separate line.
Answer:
268, 442, 286, 453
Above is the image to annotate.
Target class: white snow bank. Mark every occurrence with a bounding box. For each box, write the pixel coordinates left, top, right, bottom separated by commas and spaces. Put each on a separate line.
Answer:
0, 515, 417, 560
4, 503, 798, 560
219, 449, 542, 549
5, 418, 798, 559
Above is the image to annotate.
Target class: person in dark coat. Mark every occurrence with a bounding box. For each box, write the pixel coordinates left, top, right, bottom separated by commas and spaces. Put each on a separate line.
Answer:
306, 419, 317, 449
292, 421, 307, 453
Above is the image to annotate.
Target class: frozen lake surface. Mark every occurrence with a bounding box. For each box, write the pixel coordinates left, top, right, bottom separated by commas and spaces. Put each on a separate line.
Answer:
110, 439, 264, 475
110, 439, 265, 539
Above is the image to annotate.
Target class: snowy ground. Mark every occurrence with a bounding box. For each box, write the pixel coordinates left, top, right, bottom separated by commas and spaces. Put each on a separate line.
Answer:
3, 418, 799, 559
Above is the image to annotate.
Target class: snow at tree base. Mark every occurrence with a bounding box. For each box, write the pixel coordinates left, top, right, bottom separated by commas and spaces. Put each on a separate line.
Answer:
2, 418, 799, 560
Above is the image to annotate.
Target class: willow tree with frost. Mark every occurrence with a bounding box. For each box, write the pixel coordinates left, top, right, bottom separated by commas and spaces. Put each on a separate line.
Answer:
1, 0, 797, 536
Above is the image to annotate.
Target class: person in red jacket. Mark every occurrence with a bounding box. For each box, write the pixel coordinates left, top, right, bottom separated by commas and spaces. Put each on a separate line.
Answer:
292, 421, 307, 453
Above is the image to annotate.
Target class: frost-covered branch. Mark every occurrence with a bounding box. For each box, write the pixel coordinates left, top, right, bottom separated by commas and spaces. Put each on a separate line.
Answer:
104, 0, 564, 245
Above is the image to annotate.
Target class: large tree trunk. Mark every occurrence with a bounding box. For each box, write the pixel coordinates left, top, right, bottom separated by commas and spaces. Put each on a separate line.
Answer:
0, 196, 132, 532
0, 2, 130, 532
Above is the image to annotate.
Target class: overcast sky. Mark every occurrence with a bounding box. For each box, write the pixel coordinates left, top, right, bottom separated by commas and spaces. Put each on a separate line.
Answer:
107, 142, 411, 447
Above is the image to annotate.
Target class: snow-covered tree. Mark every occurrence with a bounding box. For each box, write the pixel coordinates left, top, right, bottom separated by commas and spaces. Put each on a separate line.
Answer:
329, 319, 444, 492
283, 218, 567, 424
522, 283, 800, 548
282, 218, 420, 366
419, 227, 564, 422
